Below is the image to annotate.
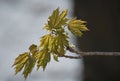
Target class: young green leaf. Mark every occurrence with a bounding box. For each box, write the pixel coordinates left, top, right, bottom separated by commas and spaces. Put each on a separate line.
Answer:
13, 52, 29, 74
37, 34, 51, 70
37, 49, 51, 70
40, 34, 51, 48
44, 8, 69, 30
68, 17, 88, 36
54, 33, 69, 56
29, 44, 38, 54
13, 52, 36, 79
48, 35, 55, 53
22, 54, 36, 79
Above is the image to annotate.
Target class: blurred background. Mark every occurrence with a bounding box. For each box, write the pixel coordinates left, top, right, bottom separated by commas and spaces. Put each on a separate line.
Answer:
0, 0, 120, 81
0, 0, 82, 81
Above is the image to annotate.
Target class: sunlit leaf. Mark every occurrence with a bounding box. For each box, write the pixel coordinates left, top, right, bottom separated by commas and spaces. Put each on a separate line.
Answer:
15, 58, 29, 75
22, 55, 36, 79
48, 35, 55, 52
55, 9, 68, 28
40, 34, 50, 48
54, 33, 69, 56
13, 52, 28, 67
44, 8, 69, 30
13, 52, 36, 79
13, 52, 29, 74
37, 34, 52, 71
37, 50, 51, 71
68, 17, 88, 36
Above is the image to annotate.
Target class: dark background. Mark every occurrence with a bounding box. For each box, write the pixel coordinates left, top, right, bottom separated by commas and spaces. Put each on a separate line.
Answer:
74, 0, 120, 81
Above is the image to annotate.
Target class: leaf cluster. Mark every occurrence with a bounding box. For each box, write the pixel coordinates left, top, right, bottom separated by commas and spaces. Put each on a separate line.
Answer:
13, 8, 88, 79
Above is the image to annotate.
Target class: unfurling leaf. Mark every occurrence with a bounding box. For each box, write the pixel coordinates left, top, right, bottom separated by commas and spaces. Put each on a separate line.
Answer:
23, 54, 36, 79
37, 50, 51, 70
54, 33, 69, 56
44, 8, 69, 30
37, 34, 51, 70
29, 44, 37, 54
13, 53, 28, 75
13, 52, 36, 79
40, 34, 50, 48
68, 17, 88, 36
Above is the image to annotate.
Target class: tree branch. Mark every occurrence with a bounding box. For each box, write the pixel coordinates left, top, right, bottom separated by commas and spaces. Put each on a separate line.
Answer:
61, 55, 81, 59
61, 46, 120, 59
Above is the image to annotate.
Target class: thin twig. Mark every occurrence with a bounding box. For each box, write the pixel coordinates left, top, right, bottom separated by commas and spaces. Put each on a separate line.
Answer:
61, 46, 120, 59
77, 52, 120, 56
61, 55, 81, 59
